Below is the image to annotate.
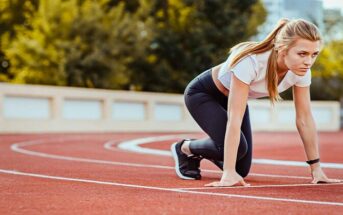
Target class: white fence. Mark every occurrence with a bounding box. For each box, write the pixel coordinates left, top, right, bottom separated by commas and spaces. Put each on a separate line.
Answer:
0, 83, 340, 133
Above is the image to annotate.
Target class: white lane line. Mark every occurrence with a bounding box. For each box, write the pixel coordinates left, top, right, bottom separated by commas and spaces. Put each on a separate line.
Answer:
115, 134, 187, 156
11, 138, 312, 180
115, 135, 343, 169
1, 169, 342, 207
11, 139, 174, 170
178, 182, 343, 190
250, 173, 310, 180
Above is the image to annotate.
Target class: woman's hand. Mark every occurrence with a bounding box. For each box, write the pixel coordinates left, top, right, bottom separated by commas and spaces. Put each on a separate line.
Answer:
311, 166, 341, 184
205, 171, 250, 187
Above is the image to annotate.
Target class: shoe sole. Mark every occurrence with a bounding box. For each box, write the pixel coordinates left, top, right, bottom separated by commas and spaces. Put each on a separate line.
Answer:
170, 142, 196, 180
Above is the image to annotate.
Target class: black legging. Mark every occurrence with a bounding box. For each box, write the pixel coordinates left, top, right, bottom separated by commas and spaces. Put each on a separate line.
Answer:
184, 69, 253, 177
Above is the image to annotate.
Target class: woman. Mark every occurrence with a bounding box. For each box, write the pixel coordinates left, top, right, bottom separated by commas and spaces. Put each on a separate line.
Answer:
171, 18, 341, 187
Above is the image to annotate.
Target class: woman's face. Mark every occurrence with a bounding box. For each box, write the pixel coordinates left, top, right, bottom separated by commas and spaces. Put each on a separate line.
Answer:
283, 38, 321, 76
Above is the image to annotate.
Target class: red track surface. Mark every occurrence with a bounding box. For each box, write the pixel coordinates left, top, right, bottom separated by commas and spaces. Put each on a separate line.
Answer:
1, 131, 343, 214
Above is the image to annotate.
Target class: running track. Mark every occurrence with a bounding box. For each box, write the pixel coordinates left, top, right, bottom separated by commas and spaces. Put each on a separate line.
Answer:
1, 131, 342, 214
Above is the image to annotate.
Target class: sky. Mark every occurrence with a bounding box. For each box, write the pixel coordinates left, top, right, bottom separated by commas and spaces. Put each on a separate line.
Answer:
322, 0, 343, 12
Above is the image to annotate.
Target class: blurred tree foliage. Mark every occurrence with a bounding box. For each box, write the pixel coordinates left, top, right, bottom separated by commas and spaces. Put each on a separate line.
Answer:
1, 0, 266, 92
311, 40, 343, 102
0, 0, 39, 81
2, 0, 153, 88
130, 0, 266, 92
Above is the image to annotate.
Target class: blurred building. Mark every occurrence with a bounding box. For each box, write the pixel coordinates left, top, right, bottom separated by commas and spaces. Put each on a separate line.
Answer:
323, 8, 343, 41
255, 0, 324, 40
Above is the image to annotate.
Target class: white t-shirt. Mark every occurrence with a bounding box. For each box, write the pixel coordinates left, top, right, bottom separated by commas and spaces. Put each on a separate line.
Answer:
218, 48, 311, 99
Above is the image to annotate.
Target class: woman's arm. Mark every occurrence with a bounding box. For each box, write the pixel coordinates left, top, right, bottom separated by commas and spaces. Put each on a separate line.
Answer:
205, 75, 250, 187
293, 86, 319, 165
293, 86, 340, 183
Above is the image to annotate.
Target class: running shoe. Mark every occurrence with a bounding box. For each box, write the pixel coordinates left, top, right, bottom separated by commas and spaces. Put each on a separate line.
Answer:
171, 139, 202, 180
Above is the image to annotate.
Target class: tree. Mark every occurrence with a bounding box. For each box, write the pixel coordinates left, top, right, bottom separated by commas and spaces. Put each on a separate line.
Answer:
3, 0, 74, 85
0, 0, 39, 81
3, 0, 265, 93
62, 0, 154, 89
3, 0, 154, 89
127, 0, 266, 93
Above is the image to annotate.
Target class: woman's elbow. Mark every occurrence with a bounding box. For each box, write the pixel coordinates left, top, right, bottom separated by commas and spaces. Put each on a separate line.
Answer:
296, 115, 314, 129
296, 118, 306, 128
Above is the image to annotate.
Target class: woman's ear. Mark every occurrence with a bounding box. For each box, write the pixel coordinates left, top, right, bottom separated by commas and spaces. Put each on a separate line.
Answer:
278, 48, 287, 57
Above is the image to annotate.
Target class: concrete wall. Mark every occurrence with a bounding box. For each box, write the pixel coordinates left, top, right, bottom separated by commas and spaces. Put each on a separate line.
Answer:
0, 83, 340, 133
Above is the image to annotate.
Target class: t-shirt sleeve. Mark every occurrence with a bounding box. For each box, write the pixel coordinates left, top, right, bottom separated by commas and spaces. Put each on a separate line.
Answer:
295, 69, 312, 87
230, 56, 257, 85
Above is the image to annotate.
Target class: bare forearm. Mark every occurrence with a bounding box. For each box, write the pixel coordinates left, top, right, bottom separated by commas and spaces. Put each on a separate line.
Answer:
296, 116, 320, 162
223, 123, 241, 171
291, 87, 340, 183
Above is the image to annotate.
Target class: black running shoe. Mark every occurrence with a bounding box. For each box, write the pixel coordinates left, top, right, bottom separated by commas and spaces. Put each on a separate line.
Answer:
171, 139, 202, 180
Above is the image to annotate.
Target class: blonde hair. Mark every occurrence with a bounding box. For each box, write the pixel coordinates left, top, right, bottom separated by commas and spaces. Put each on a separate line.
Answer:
228, 18, 322, 103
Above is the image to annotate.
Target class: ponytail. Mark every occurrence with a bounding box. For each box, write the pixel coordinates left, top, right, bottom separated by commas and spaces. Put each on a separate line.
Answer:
228, 18, 289, 104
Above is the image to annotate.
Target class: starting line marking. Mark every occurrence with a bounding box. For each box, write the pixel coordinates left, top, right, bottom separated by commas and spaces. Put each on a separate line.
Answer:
0, 169, 342, 207
178, 182, 343, 190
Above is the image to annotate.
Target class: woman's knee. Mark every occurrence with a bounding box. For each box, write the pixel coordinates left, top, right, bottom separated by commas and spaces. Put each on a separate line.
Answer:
189, 139, 223, 160
202, 135, 248, 162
